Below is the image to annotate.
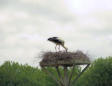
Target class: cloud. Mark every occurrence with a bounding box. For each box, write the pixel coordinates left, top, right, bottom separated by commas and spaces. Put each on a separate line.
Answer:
0, 0, 112, 66
0, 0, 75, 24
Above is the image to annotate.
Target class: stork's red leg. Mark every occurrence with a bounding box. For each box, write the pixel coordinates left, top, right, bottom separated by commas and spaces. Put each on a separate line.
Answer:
55, 44, 57, 52
61, 44, 68, 52
58, 45, 60, 52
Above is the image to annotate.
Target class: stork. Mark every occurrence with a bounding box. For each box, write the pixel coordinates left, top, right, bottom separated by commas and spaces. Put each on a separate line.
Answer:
48, 37, 68, 52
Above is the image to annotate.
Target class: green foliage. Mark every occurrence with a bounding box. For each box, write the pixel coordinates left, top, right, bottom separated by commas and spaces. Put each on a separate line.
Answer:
0, 61, 80, 86
0, 61, 57, 86
0, 57, 112, 86
75, 57, 112, 86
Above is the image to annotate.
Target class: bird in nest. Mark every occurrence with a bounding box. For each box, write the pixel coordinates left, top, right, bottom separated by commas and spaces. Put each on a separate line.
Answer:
48, 37, 68, 52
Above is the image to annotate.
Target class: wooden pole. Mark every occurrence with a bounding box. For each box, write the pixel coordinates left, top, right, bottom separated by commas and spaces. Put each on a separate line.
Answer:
42, 64, 90, 86
63, 66, 69, 86
71, 64, 90, 86
68, 65, 75, 86
42, 67, 62, 86
56, 66, 64, 86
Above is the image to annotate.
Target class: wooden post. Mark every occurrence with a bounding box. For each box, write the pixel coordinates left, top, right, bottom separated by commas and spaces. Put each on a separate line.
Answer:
56, 66, 64, 85
42, 64, 90, 86
68, 65, 75, 86
71, 64, 90, 86
42, 67, 62, 86
63, 66, 69, 86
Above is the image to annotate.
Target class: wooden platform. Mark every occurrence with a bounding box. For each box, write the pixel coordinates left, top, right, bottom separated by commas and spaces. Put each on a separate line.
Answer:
40, 51, 90, 67
40, 51, 91, 86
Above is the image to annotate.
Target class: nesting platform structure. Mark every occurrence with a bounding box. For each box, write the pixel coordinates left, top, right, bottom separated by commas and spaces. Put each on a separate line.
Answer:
40, 51, 90, 86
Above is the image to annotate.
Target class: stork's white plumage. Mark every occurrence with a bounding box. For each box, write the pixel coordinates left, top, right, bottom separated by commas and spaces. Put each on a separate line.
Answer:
48, 37, 68, 52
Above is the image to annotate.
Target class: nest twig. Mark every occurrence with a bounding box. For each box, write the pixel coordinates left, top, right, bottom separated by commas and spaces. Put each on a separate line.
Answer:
40, 51, 90, 67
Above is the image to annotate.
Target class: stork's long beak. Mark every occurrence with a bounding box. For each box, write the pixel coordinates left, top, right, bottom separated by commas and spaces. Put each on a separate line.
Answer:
48, 38, 52, 41
48, 38, 50, 41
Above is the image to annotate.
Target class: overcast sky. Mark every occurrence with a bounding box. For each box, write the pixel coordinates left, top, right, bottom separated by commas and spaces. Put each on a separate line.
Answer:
0, 0, 112, 66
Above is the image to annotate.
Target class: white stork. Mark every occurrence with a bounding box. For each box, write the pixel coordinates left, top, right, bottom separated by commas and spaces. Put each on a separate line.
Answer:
48, 37, 68, 52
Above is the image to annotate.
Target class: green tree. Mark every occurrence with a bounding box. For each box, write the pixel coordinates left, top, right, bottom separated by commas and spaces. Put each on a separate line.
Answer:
0, 61, 81, 86
75, 57, 112, 86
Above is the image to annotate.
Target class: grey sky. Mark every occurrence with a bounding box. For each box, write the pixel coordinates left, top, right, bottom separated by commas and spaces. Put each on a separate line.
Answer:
0, 0, 112, 66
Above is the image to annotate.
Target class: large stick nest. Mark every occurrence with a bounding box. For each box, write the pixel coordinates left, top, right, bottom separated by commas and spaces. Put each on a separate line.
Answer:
40, 51, 90, 67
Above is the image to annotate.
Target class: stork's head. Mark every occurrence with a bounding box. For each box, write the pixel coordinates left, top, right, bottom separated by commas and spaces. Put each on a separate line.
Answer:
48, 37, 58, 42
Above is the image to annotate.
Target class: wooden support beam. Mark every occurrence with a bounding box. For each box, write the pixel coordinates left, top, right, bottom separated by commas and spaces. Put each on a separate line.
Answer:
42, 64, 90, 86
68, 65, 75, 86
56, 66, 64, 85
63, 66, 69, 86
42, 67, 63, 86
71, 64, 90, 86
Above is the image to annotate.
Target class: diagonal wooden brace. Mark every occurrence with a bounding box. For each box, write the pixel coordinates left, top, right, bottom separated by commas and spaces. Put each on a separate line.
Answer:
71, 64, 90, 86
68, 64, 75, 86
56, 66, 64, 84
42, 67, 64, 86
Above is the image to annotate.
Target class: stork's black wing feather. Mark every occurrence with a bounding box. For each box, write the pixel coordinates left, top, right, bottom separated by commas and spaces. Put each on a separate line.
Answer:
51, 38, 62, 44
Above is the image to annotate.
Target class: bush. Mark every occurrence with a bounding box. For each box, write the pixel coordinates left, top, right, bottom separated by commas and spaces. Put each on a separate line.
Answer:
75, 57, 112, 86
0, 61, 80, 86
1, 57, 112, 86
0, 61, 57, 86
